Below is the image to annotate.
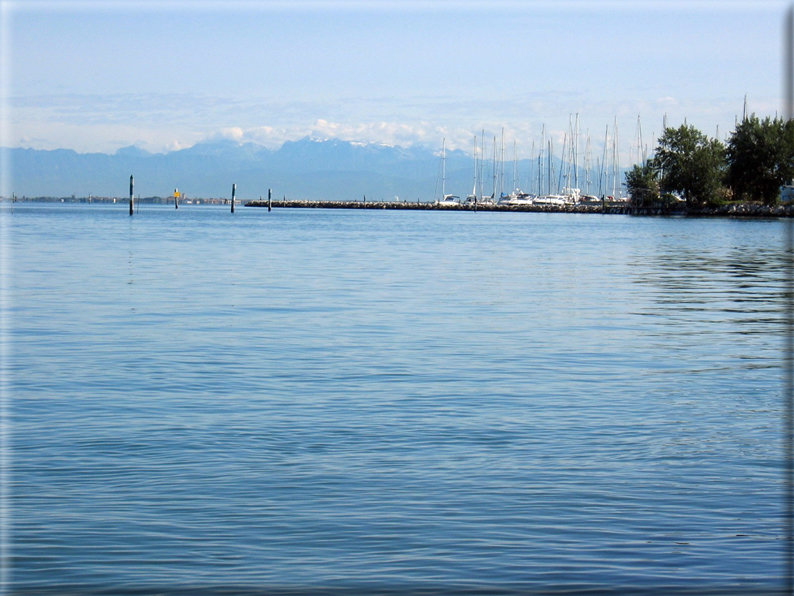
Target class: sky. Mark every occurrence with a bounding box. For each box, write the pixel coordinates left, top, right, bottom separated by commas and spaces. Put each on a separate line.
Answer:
1, 0, 791, 161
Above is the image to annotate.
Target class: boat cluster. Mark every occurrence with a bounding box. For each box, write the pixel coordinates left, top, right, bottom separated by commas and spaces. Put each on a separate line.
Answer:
436, 187, 627, 207
435, 118, 632, 207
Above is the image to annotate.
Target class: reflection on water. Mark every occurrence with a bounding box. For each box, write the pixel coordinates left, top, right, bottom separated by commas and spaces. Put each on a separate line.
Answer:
7, 205, 788, 594
633, 234, 784, 365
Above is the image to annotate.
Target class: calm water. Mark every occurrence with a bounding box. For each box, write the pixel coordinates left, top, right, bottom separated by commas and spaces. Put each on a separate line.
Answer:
6, 203, 788, 594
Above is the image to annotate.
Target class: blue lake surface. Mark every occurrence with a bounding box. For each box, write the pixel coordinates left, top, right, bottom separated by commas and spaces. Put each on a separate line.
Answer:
6, 203, 788, 594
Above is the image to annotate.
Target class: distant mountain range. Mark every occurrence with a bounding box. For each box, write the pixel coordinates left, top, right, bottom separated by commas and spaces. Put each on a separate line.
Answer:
7, 137, 468, 201
6, 136, 614, 201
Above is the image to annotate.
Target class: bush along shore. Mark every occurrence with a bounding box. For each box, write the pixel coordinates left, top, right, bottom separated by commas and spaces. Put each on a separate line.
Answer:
244, 199, 794, 217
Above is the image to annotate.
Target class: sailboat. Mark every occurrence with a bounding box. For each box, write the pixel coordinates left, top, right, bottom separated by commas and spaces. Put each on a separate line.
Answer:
501, 141, 532, 205
496, 129, 514, 204
465, 135, 478, 204
534, 135, 566, 206
436, 138, 460, 206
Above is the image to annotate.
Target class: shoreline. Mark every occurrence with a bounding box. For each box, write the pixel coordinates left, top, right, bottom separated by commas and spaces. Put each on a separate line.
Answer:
244, 199, 794, 217
6, 197, 792, 217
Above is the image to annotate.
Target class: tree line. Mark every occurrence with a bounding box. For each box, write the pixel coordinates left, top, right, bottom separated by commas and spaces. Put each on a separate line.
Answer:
625, 115, 794, 208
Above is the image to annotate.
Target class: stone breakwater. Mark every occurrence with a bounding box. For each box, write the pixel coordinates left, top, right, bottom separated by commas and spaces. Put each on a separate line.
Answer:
245, 199, 794, 217
689, 203, 794, 217
245, 200, 634, 214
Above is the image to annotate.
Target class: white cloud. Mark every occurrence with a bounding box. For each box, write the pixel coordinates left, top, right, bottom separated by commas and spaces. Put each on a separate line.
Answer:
5, 89, 781, 166
191, 119, 454, 151
216, 127, 245, 141
165, 139, 191, 152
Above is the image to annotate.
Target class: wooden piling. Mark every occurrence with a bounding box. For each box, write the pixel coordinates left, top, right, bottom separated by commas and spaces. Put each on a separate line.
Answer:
268, 188, 272, 212
231, 184, 236, 213
129, 175, 134, 216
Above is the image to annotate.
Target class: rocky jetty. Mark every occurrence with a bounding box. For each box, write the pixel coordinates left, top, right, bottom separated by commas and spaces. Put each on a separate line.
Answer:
245, 199, 794, 217
688, 203, 794, 217
245, 199, 634, 214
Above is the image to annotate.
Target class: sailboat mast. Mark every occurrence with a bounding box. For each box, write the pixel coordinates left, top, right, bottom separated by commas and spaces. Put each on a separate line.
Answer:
442, 138, 446, 199
600, 125, 608, 198
609, 119, 616, 198
492, 136, 497, 199
614, 117, 620, 198
538, 125, 546, 196
574, 113, 579, 190
480, 130, 485, 200
500, 128, 505, 197
595, 156, 601, 198
562, 114, 573, 188
545, 139, 551, 195
584, 131, 592, 196
472, 134, 478, 197
513, 140, 518, 192
560, 132, 568, 193
529, 139, 535, 196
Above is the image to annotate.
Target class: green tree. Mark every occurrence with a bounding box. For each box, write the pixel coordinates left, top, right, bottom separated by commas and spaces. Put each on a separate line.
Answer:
653, 125, 727, 208
625, 162, 660, 207
726, 115, 794, 205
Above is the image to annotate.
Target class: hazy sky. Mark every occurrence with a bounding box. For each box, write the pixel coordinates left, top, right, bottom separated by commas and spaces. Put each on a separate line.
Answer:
1, 0, 790, 159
